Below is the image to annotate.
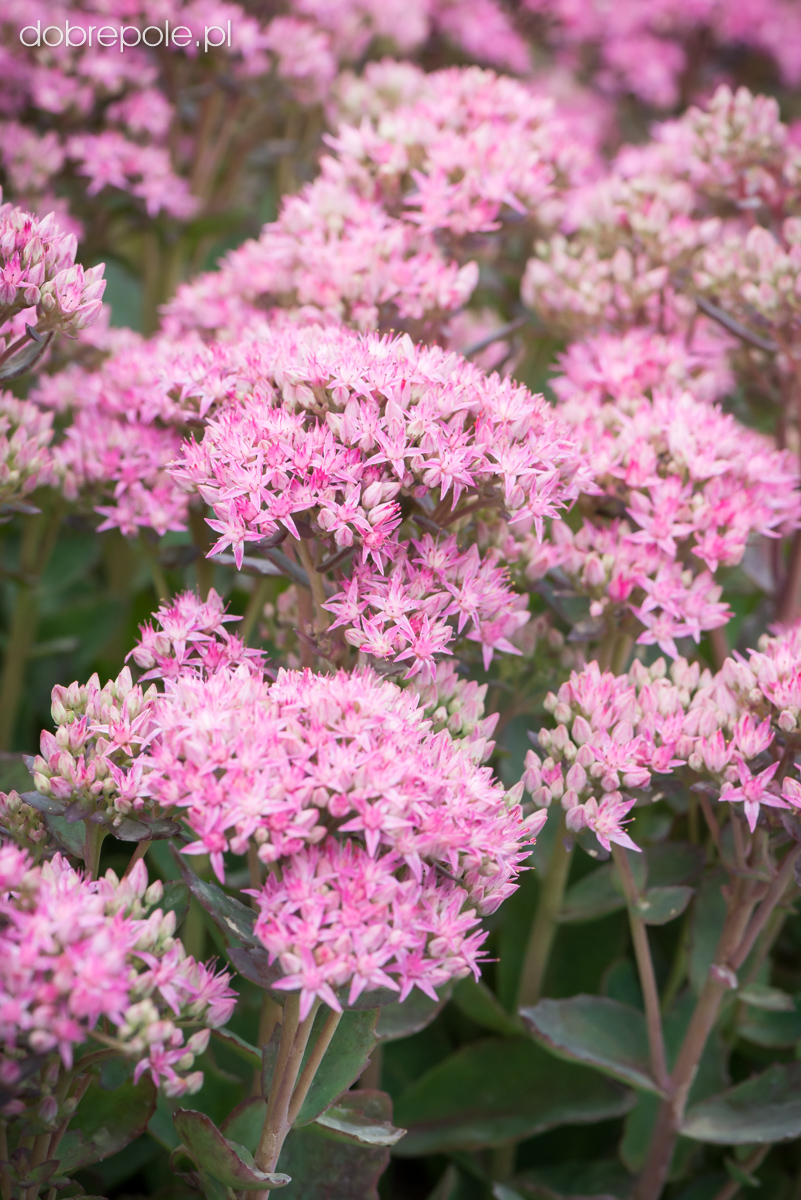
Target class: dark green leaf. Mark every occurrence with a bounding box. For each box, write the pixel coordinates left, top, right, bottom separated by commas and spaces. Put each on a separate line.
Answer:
646, 842, 705, 888
212, 1026, 262, 1069
522, 995, 661, 1093
689, 871, 727, 994
452, 978, 523, 1036
157, 880, 190, 930
636, 886, 694, 926
228, 945, 285, 989
724, 1158, 761, 1188
558, 864, 624, 924
172, 1108, 290, 1189
738, 984, 795, 1012
59, 1073, 157, 1171
376, 986, 451, 1042
114, 816, 180, 841
261, 1008, 377, 1126
737, 993, 801, 1048
275, 1118, 390, 1199
314, 1090, 405, 1146
44, 813, 86, 857
682, 1063, 801, 1144
509, 1159, 633, 1199
393, 1037, 633, 1155
173, 850, 259, 947
20, 791, 66, 815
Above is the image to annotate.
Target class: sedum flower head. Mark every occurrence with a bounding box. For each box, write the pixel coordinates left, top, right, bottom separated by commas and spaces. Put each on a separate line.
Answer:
0, 846, 235, 1101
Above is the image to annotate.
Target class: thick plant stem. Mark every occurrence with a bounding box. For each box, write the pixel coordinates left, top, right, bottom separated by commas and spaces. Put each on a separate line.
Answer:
240, 576, 273, 645
83, 822, 107, 881
189, 506, 215, 599
518, 814, 572, 1008
256, 995, 321, 1190
611, 633, 634, 675
139, 533, 170, 602
296, 540, 329, 631
286, 1008, 343, 1125
0, 574, 39, 749
635, 881, 760, 1200
0, 505, 62, 749
612, 845, 669, 1090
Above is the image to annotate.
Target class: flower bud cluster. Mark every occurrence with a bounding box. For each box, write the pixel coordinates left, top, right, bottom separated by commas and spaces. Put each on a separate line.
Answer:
523, 86, 801, 341
0, 393, 57, 505
0, 197, 105, 339
29, 665, 157, 824
0, 792, 48, 857
512, 329, 800, 659
0, 847, 235, 1106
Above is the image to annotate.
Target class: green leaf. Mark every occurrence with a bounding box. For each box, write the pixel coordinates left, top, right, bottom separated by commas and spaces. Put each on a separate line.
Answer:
59, 1072, 157, 1172
157, 880, 190, 930
682, 1063, 801, 1144
20, 791, 66, 815
689, 871, 727, 995
44, 813, 87, 857
558, 864, 625, 924
148, 1091, 181, 1152
221, 1097, 267, 1154
275, 1117, 392, 1199
172, 1108, 290, 1189
212, 1026, 262, 1069
635, 886, 694, 925
522, 995, 661, 1093
393, 1037, 633, 1155
314, 1090, 405, 1146
646, 842, 705, 888
173, 852, 260, 948
509, 1159, 634, 1199
376, 986, 451, 1042
724, 1158, 761, 1188
261, 1008, 378, 1126
738, 984, 795, 1012
452, 978, 524, 1036
737, 993, 801, 1048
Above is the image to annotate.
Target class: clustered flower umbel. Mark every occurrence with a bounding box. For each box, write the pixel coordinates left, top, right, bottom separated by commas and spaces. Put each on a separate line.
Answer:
0, 196, 105, 337
142, 661, 542, 1017
161, 63, 597, 341
169, 322, 589, 678
509, 328, 801, 659
0, 393, 57, 507
28, 590, 261, 826
16, 589, 542, 1019
522, 86, 798, 340
524, 622, 801, 852
0, 846, 235, 1103
523, 0, 801, 108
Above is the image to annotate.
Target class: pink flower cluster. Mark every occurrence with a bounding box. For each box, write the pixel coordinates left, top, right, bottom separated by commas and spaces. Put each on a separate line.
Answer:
0, 393, 57, 507
522, 87, 798, 341
162, 64, 597, 340
509, 329, 801, 658
140, 657, 541, 1016
526, 623, 801, 850
30, 590, 261, 826
0, 196, 105, 341
523, 0, 801, 107
168, 323, 588, 674
0, 846, 235, 1101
